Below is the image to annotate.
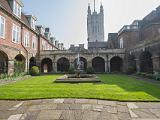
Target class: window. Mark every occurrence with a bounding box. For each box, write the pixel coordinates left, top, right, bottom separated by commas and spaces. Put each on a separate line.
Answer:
0, 16, 5, 39
31, 19, 35, 30
120, 38, 124, 48
24, 31, 30, 47
32, 36, 36, 49
12, 24, 21, 43
13, 1, 22, 18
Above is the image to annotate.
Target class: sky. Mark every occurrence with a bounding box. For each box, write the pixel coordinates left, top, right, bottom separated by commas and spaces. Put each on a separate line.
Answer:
23, 0, 160, 48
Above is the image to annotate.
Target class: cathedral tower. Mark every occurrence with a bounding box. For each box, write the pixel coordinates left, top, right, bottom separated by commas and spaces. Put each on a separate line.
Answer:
87, 0, 104, 43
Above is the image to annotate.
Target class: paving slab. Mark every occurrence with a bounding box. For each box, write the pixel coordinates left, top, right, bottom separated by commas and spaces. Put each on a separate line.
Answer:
104, 106, 118, 113
36, 110, 62, 120
132, 109, 158, 119
28, 103, 57, 111
98, 100, 116, 106
99, 111, 118, 120
117, 105, 129, 113
150, 109, 160, 118
8, 114, 23, 120
0, 99, 159, 120
118, 112, 131, 120
82, 111, 101, 120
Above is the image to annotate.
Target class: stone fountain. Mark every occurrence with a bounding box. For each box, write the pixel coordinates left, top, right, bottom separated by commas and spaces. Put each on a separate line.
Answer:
55, 53, 101, 83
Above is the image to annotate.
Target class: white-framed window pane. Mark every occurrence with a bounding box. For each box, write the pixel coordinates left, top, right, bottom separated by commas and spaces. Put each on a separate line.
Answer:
13, 1, 22, 18
24, 31, 30, 47
0, 16, 5, 38
12, 24, 20, 43
32, 36, 36, 49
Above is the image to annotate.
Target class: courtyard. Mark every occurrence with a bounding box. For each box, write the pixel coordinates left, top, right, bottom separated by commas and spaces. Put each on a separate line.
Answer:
0, 74, 160, 101
1, 74, 160, 120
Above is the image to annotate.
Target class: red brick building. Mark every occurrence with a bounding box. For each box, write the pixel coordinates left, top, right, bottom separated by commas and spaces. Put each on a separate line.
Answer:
0, 0, 59, 75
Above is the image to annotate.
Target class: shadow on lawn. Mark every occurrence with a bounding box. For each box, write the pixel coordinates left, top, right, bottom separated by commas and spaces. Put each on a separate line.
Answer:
99, 74, 160, 100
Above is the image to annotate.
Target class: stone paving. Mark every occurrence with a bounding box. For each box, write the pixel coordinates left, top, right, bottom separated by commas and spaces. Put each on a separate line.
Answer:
0, 99, 160, 120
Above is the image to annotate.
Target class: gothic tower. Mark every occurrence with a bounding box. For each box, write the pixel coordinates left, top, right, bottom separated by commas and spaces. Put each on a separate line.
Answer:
87, 0, 104, 43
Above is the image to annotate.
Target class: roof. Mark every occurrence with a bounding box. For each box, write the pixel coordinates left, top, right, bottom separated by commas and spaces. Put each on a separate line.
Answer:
0, 0, 31, 29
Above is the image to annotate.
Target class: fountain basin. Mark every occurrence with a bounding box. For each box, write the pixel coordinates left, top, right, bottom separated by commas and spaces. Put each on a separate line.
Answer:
55, 74, 101, 83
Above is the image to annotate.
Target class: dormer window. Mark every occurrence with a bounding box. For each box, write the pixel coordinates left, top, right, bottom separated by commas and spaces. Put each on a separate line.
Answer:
31, 18, 35, 30
13, 1, 22, 18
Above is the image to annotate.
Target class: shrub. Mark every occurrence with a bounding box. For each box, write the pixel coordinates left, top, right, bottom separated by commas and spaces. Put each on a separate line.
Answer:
87, 67, 95, 74
0, 74, 9, 80
14, 61, 25, 73
30, 66, 40, 76
154, 73, 160, 81
145, 74, 154, 79
68, 66, 75, 74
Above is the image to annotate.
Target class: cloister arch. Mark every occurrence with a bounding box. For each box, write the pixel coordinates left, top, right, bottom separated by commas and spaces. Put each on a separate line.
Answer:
14, 54, 26, 72
92, 57, 105, 73
0, 50, 8, 74
74, 57, 87, 71
41, 58, 53, 73
57, 57, 70, 72
110, 56, 123, 72
140, 51, 153, 73
29, 57, 36, 70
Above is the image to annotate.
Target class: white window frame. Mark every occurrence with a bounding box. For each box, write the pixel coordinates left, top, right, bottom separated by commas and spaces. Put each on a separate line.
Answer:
31, 19, 35, 30
12, 23, 21, 43
23, 31, 30, 47
120, 38, 124, 49
32, 36, 36, 49
13, 1, 22, 18
0, 16, 5, 39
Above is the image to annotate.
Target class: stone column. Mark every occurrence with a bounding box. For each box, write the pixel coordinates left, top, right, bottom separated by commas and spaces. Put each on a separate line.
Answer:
105, 61, 108, 73
87, 60, 92, 68
36, 60, 42, 73
152, 56, 160, 73
8, 60, 14, 75
53, 62, 57, 73
108, 60, 111, 73
25, 58, 29, 73
135, 59, 140, 73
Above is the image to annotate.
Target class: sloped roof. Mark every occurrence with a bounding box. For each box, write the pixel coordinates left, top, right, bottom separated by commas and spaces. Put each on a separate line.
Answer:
0, 0, 12, 13
0, 0, 31, 29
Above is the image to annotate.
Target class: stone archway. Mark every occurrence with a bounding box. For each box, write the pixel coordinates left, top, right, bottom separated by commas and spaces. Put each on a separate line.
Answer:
57, 57, 70, 72
29, 57, 36, 70
140, 51, 153, 73
14, 54, 26, 73
127, 55, 136, 73
0, 50, 8, 74
41, 58, 53, 73
110, 56, 123, 72
74, 57, 87, 71
92, 57, 105, 73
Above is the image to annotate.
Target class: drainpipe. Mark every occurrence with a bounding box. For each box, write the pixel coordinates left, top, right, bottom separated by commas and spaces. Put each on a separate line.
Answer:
21, 24, 29, 74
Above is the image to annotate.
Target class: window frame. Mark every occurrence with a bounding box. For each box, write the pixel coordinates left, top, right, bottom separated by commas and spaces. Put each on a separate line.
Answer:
12, 23, 21, 44
13, 1, 22, 18
0, 15, 6, 39
23, 31, 30, 47
32, 36, 36, 49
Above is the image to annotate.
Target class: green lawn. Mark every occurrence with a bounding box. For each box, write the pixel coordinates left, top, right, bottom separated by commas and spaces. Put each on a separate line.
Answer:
0, 74, 160, 101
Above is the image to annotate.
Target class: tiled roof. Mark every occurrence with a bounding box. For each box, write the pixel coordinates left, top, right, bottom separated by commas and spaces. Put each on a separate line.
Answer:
21, 13, 30, 27
0, 0, 12, 13
0, 0, 31, 29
